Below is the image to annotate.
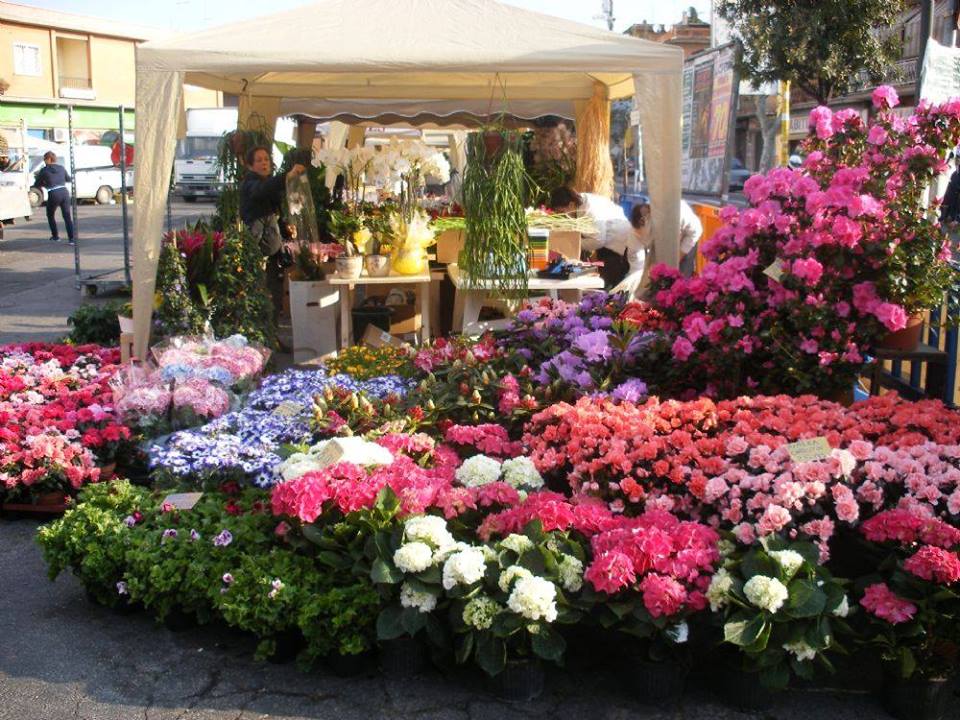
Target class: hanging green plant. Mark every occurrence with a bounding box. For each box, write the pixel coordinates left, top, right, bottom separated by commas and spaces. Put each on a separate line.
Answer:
460, 128, 530, 298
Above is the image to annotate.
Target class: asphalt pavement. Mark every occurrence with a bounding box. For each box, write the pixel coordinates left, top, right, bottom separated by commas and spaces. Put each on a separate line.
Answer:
0, 198, 209, 345
0, 517, 910, 720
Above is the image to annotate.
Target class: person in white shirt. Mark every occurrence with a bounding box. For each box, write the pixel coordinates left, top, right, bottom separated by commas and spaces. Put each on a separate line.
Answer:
679, 199, 703, 277
550, 187, 651, 294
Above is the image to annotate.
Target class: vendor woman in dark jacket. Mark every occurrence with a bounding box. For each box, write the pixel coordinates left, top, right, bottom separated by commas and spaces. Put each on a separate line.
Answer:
239, 146, 305, 326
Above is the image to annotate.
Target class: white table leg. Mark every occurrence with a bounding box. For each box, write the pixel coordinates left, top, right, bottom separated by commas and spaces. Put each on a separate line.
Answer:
420, 281, 431, 345
339, 285, 351, 350
462, 291, 483, 334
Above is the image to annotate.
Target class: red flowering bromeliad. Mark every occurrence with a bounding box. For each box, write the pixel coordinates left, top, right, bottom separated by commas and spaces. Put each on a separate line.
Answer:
646, 86, 960, 399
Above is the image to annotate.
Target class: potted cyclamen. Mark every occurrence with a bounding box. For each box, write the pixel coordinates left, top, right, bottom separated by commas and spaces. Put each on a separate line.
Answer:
706, 537, 853, 711
855, 509, 960, 720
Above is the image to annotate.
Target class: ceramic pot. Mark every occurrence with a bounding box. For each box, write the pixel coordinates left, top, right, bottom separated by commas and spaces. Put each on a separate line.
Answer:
364, 254, 392, 277
335, 255, 363, 279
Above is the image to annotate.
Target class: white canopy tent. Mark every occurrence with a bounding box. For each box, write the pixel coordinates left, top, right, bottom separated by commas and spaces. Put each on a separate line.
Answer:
133, 0, 683, 357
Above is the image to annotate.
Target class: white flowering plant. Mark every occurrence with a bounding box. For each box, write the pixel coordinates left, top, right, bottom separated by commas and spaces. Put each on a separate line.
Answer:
708, 535, 853, 689
448, 521, 589, 677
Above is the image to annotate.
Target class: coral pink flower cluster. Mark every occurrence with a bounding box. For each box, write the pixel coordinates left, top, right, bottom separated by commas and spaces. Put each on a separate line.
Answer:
0, 343, 128, 495
524, 393, 960, 561
444, 423, 523, 459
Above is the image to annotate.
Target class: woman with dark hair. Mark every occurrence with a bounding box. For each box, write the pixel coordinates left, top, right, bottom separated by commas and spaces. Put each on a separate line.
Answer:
238, 145, 305, 327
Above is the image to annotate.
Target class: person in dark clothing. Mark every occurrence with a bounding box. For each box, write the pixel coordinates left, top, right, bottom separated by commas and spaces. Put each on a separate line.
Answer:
940, 155, 960, 225
238, 145, 305, 328
33, 151, 76, 244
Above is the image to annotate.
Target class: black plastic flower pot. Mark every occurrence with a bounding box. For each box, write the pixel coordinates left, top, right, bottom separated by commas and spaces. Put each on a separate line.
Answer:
379, 635, 429, 677
266, 629, 306, 665
487, 658, 545, 702
162, 608, 197, 633
881, 674, 957, 720
715, 665, 777, 712
326, 651, 373, 678
625, 656, 688, 704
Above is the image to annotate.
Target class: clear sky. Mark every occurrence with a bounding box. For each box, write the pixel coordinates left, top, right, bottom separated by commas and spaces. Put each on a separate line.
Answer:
12, 0, 713, 33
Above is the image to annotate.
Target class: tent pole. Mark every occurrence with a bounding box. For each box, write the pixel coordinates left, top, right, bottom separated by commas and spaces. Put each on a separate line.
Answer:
119, 105, 132, 285
68, 105, 81, 286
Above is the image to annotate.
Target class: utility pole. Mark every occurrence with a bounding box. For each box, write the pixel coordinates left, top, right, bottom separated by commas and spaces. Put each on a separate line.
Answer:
917, 0, 935, 101
595, 0, 615, 31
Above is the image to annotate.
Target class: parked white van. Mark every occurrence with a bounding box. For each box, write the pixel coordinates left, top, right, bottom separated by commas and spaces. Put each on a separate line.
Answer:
28, 144, 133, 206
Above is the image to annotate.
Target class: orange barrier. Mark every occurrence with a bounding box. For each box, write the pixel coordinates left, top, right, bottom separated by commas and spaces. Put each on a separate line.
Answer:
690, 202, 724, 275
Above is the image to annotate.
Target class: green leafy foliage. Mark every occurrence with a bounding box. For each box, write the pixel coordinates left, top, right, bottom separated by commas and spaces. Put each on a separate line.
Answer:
66, 301, 130, 346
208, 229, 276, 347
715, 0, 905, 105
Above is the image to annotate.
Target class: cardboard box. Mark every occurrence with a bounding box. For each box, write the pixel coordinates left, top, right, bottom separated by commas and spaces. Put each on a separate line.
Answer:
362, 324, 406, 348
388, 303, 421, 334
436, 229, 465, 264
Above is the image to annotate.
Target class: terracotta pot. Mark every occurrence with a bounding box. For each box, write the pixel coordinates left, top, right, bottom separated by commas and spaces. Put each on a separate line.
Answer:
482, 131, 506, 160
335, 255, 363, 280
877, 313, 925, 351
36, 491, 67, 506
364, 254, 392, 277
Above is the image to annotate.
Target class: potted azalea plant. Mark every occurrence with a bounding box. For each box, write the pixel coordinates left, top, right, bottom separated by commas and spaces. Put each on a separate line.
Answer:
854, 509, 960, 720
706, 536, 852, 710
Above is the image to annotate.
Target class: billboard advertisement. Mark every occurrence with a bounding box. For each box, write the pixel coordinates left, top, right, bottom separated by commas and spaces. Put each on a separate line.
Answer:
681, 44, 739, 195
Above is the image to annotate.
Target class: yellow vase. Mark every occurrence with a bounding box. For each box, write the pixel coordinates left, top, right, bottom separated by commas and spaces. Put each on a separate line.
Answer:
392, 246, 427, 275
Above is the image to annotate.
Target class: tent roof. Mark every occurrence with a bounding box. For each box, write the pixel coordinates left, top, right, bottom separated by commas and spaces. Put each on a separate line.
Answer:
137, 0, 681, 102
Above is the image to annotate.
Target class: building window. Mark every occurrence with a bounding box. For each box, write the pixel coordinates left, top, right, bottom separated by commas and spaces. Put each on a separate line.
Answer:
13, 43, 41, 76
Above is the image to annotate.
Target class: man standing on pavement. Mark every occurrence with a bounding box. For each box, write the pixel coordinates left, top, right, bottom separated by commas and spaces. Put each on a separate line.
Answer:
33, 151, 76, 245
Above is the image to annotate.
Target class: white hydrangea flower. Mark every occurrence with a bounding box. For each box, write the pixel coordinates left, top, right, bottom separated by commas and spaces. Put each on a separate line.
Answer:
442, 547, 488, 590
462, 595, 501, 630
558, 554, 584, 593
455, 455, 503, 488
782, 640, 817, 662
277, 453, 323, 481
404, 515, 455, 550
768, 549, 805, 579
393, 542, 435, 574
500, 457, 544, 490
507, 576, 558, 623
400, 582, 437, 613
498, 565, 533, 592
833, 594, 850, 618
706, 568, 734, 612
743, 575, 789, 613
500, 534, 534, 555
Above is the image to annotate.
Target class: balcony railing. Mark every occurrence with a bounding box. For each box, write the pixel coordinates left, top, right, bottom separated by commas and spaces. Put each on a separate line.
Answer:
848, 58, 919, 95
58, 75, 92, 90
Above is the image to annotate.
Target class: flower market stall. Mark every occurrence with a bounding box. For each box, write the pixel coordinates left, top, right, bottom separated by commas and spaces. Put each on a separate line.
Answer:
131, 0, 684, 358
7, 84, 960, 720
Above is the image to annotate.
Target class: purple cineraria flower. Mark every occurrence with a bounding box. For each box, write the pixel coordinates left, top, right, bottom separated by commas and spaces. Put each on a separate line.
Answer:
572, 330, 612, 363
123, 515, 136, 528
612, 378, 649, 403
116, 581, 128, 595
213, 529, 233, 547
189, 529, 201, 542
161, 528, 178, 543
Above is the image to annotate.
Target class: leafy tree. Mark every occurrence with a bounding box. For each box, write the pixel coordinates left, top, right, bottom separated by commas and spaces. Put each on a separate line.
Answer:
716, 0, 905, 105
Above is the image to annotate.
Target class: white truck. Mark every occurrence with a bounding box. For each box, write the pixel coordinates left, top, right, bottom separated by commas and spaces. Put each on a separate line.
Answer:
174, 107, 237, 202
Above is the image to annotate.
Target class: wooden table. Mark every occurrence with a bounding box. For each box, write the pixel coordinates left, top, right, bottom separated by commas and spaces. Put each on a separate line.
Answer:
446, 263, 605, 334
327, 272, 432, 349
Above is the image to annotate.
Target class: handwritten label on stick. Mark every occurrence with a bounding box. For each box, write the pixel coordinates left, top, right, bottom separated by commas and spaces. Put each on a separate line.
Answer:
763, 258, 785, 283
273, 400, 306, 417
785, 438, 832, 463
162, 492, 204, 510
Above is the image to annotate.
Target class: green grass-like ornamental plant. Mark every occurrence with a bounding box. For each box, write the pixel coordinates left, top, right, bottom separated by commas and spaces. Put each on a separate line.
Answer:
707, 535, 853, 689
461, 129, 531, 299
